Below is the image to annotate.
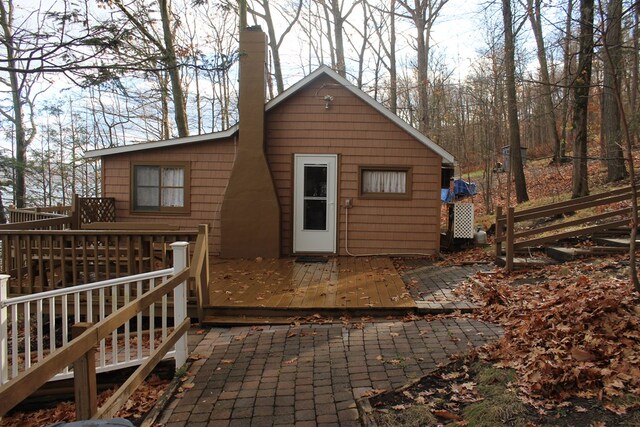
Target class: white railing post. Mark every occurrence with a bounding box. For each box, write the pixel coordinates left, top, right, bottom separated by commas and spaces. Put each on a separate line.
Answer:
0, 274, 9, 384
170, 242, 189, 370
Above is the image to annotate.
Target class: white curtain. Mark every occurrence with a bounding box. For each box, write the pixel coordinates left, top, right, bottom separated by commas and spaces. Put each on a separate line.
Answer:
362, 170, 406, 193
161, 167, 185, 207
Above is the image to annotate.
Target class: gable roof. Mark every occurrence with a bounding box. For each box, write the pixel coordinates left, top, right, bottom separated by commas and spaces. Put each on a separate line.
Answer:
86, 66, 454, 165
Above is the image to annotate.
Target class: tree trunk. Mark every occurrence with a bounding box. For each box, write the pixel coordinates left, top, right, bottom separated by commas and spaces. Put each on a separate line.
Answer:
415, 12, 430, 133
560, 0, 573, 160
502, 0, 528, 203
331, 0, 347, 77
389, 0, 397, 114
0, 0, 27, 207
527, 0, 562, 164
571, 0, 594, 198
601, 0, 626, 182
631, 4, 639, 146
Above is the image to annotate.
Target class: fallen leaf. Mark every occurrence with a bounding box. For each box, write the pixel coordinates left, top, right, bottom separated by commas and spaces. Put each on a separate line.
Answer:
433, 409, 462, 421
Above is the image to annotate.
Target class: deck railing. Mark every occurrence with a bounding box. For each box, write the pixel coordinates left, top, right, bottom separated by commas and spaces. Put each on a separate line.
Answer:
0, 229, 199, 297
495, 185, 637, 270
0, 242, 190, 419
8, 207, 71, 224
6, 195, 115, 230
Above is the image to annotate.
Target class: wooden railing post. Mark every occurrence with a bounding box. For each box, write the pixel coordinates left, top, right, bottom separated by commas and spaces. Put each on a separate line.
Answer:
0, 275, 9, 385
71, 194, 80, 230
506, 207, 515, 271
495, 206, 503, 257
171, 242, 189, 370
72, 322, 97, 420
192, 224, 210, 322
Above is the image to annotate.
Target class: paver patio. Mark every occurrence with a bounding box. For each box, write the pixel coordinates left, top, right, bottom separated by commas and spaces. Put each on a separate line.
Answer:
156, 258, 500, 426
158, 319, 501, 427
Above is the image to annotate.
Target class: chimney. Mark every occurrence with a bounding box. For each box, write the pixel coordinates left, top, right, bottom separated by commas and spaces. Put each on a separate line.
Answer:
220, 28, 281, 258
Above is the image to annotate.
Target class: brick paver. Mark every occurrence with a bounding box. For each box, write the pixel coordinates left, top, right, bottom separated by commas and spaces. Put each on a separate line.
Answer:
157, 318, 501, 426
400, 258, 491, 312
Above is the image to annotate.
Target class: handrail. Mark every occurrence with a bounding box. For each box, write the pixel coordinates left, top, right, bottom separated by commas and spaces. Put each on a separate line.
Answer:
1, 268, 172, 306
0, 256, 191, 418
0, 216, 72, 231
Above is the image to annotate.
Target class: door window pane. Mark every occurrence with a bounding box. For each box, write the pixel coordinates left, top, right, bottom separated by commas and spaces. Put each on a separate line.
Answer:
304, 166, 327, 197
304, 200, 327, 230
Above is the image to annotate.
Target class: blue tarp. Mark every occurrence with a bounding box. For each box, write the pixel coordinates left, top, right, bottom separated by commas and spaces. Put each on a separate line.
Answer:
441, 188, 453, 203
453, 179, 477, 198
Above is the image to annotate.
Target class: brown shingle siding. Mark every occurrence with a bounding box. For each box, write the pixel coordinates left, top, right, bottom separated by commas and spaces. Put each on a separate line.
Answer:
102, 138, 235, 255
266, 74, 442, 256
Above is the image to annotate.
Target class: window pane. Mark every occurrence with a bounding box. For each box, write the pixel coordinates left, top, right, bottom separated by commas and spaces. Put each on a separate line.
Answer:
136, 166, 159, 186
362, 170, 407, 193
162, 188, 184, 207
162, 167, 184, 187
136, 187, 159, 208
304, 166, 327, 197
304, 200, 327, 230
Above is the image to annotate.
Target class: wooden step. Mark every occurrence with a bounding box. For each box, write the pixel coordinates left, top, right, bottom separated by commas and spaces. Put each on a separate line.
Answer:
593, 237, 640, 247
201, 315, 298, 326
198, 305, 417, 325
546, 247, 592, 262
546, 246, 628, 262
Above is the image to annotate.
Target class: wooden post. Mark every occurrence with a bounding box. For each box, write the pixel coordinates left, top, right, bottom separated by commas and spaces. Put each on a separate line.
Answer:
72, 322, 97, 420
0, 275, 9, 384
495, 206, 503, 257
70, 194, 80, 230
195, 224, 210, 321
170, 242, 189, 370
506, 207, 515, 271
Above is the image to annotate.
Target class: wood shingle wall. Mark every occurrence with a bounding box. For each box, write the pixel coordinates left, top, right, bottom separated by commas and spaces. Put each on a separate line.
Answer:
266, 75, 441, 256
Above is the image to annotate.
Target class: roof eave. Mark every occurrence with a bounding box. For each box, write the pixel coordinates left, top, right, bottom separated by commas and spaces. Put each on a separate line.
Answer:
84, 124, 239, 158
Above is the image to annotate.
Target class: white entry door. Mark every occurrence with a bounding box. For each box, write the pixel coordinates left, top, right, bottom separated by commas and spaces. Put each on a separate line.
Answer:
293, 154, 337, 253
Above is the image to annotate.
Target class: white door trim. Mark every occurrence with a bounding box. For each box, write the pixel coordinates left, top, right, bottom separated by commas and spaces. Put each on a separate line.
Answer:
293, 154, 338, 253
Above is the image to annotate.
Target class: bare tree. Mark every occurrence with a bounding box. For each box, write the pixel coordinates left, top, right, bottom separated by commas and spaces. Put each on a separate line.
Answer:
248, 0, 303, 95
101, 0, 190, 137
368, 0, 398, 113
0, 0, 41, 207
525, 0, 562, 164
397, 0, 449, 134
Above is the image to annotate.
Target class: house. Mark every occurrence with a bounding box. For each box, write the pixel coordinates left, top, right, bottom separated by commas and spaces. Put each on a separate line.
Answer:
86, 28, 454, 259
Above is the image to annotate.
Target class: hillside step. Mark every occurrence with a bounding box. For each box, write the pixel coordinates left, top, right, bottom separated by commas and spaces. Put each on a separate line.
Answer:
546, 246, 628, 262
593, 237, 640, 247
592, 227, 639, 237
495, 256, 555, 269
546, 247, 592, 262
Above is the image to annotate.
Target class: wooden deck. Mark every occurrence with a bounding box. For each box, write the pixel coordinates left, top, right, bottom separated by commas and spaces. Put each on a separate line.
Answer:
206, 257, 415, 320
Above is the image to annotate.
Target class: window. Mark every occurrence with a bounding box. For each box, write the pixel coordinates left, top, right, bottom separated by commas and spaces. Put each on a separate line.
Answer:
359, 166, 411, 199
132, 163, 190, 213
